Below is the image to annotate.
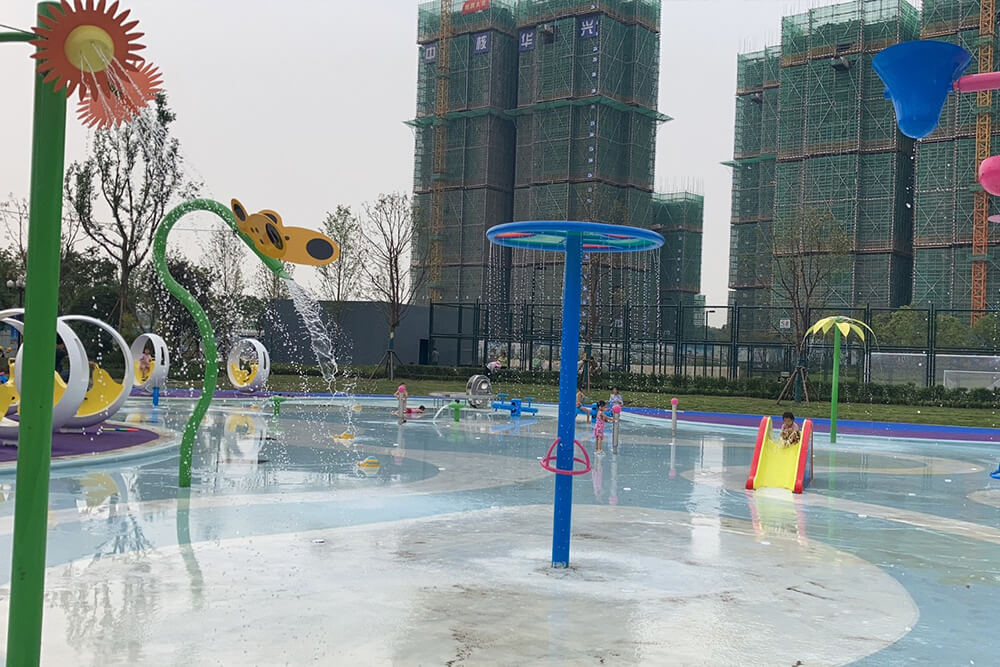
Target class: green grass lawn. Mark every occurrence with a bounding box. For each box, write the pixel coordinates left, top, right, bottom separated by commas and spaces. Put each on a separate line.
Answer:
257, 373, 1000, 429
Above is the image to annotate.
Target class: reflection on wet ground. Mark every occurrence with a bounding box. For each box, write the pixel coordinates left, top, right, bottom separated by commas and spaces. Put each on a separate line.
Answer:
0, 397, 997, 665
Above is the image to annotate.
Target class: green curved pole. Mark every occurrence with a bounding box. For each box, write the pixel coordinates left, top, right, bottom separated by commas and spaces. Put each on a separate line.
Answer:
153, 198, 289, 487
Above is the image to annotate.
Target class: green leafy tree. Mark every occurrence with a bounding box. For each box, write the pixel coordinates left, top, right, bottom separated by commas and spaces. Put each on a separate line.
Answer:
971, 314, 1000, 350
59, 248, 118, 315
64, 93, 200, 330
870, 306, 927, 347
134, 255, 220, 365
935, 314, 973, 349
252, 261, 293, 353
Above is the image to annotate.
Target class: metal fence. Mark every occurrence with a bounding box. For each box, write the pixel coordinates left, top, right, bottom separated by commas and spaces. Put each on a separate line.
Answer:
427, 302, 1000, 388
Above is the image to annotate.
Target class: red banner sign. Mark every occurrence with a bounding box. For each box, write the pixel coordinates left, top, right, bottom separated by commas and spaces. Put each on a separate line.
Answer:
462, 0, 490, 14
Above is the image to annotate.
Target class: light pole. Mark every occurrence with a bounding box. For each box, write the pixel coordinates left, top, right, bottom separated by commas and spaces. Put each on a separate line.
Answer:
6, 275, 25, 307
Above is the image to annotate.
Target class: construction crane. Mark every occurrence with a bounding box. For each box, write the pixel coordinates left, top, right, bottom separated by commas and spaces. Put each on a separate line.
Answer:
429, 0, 453, 303
972, 0, 994, 322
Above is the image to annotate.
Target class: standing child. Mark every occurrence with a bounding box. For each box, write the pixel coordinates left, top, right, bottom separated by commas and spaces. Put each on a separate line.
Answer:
608, 387, 624, 409
576, 389, 589, 423
779, 411, 801, 447
394, 384, 408, 424
593, 400, 609, 455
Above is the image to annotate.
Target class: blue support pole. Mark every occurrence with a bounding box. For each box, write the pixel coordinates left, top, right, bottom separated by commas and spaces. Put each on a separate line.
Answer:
552, 233, 583, 567
152, 385, 160, 407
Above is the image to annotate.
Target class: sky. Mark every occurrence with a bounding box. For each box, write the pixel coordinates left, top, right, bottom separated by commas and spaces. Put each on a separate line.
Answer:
0, 0, 873, 323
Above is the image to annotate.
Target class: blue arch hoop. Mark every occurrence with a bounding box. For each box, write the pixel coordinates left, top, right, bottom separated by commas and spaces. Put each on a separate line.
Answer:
486, 220, 664, 254
486, 221, 663, 568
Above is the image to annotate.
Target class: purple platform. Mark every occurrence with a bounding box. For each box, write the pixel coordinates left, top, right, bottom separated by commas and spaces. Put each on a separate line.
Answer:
0, 426, 160, 463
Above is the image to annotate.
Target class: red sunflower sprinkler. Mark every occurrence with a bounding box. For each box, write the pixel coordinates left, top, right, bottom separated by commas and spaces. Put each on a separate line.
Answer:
31, 0, 162, 128
1, 2, 161, 664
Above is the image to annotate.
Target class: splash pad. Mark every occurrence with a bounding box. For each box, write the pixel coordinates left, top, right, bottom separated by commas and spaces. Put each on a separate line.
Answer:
487, 221, 662, 567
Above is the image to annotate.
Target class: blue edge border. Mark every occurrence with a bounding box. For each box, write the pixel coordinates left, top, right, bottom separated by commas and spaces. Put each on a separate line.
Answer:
140, 389, 1000, 444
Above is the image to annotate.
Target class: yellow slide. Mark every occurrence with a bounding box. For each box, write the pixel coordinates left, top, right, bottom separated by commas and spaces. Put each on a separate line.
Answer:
229, 362, 258, 387
134, 359, 156, 385
745, 416, 814, 494
77, 365, 124, 418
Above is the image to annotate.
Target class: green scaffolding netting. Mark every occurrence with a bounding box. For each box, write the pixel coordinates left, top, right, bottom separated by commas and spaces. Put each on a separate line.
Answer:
913, 246, 1000, 309
512, 103, 657, 188
516, 0, 660, 31
418, 0, 518, 42
921, 0, 983, 36
515, 14, 660, 108
412, 0, 699, 306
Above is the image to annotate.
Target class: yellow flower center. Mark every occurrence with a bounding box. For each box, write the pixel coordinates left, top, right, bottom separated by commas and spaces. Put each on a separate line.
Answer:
64, 25, 115, 72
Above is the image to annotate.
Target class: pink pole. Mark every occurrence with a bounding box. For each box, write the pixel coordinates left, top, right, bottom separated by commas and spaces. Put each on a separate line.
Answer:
954, 71, 1000, 93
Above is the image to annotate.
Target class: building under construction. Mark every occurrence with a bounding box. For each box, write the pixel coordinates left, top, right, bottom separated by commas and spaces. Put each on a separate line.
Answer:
729, 0, 1000, 315
912, 0, 1000, 312
411, 0, 703, 310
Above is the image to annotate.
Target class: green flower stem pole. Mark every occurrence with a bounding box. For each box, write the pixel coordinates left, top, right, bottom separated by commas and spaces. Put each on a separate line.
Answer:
830, 328, 842, 443
153, 199, 289, 487
5, 5, 67, 664
0, 31, 35, 43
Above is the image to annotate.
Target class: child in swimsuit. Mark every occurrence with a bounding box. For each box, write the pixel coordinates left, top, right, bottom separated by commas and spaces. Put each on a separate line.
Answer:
779, 411, 801, 447
593, 400, 609, 455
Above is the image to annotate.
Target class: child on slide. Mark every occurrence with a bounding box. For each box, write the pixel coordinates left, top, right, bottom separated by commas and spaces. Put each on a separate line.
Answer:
779, 411, 801, 447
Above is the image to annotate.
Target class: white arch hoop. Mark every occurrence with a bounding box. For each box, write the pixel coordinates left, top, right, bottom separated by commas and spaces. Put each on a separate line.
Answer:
60, 315, 135, 428
2, 309, 89, 438
130, 333, 169, 391
226, 338, 270, 392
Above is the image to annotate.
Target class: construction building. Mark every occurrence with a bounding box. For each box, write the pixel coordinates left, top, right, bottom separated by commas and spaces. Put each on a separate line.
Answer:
729, 0, 1000, 316
911, 0, 1000, 312
410, 0, 703, 311
728, 0, 920, 311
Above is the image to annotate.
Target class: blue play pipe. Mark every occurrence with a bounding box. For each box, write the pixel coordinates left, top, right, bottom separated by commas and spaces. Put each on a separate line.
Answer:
552, 233, 582, 567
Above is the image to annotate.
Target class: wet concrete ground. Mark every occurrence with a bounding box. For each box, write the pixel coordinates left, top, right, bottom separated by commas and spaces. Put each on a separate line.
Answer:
0, 398, 996, 665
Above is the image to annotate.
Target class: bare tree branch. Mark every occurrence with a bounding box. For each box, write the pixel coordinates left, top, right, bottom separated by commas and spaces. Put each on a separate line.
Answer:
359, 192, 426, 336
64, 93, 200, 331
761, 208, 851, 354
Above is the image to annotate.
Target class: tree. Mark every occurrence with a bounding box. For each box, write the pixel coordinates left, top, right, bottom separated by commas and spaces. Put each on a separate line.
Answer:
0, 195, 29, 271
766, 208, 852, 353
870, 306, 927, 347
134, 255, 220, 364
253, 261, 293, 303
316, 205, 365, 306
202, 225, 248, 352
971, 313, 1000, 350
765, 208, 851, 403
252, 261, 293, 353
935, 313, 973, 349
64, 93, 199, 330
59, 248, 118, 315
1, 193, 81, 268
359, 192, 426, 378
